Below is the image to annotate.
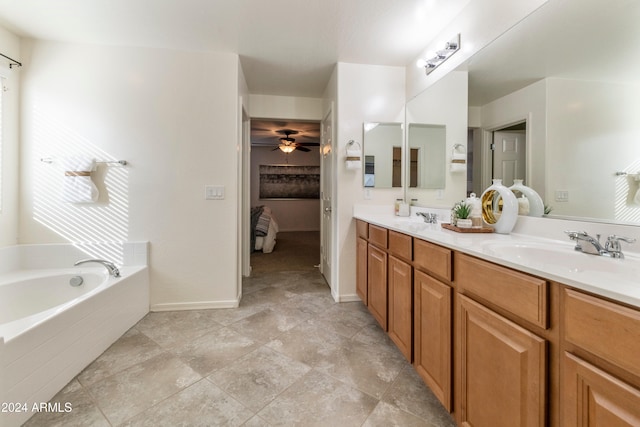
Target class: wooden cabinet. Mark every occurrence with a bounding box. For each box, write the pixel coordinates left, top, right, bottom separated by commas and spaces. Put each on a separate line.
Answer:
561, 288, 640, 426
414, 269, 452, 411
367, 243, 387, 330
563, 352, 640, 427
356, 237, 368, 304
457, 295, 547, 427
388, 255, 413, 361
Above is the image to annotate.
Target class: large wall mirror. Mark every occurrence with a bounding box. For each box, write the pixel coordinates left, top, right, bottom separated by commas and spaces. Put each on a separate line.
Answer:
460, 0, 640, 225
363, 122, 403, 188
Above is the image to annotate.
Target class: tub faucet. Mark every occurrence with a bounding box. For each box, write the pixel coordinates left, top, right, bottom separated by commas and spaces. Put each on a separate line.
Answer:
74, 259, 121, 278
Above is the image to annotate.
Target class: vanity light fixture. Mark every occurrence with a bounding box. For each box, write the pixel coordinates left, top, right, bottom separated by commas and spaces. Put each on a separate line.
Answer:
417, 34, 461, 75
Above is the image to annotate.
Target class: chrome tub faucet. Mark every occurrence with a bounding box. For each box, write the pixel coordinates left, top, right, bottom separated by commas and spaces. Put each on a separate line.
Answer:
74, 259, 121, 277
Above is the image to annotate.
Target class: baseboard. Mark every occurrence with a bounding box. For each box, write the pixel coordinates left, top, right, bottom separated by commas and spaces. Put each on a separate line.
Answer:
150, 299, 240, 312
335, 293, 362, 303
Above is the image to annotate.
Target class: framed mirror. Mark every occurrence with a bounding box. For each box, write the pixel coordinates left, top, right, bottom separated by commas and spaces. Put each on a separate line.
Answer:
362, 122, 403, 188
462, 0, 640, 225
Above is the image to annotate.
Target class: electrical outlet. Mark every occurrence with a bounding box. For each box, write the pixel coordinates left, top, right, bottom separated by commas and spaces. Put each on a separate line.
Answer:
436, 189, 444, 200
364, 188, 372, 200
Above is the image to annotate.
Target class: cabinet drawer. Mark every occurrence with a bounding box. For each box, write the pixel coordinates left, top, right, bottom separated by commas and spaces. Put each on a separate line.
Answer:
413, 239, 451, 281
356, 219, 368, 239
455, 253, 548, 329
564, 288, 640, 379
368, 224, 388, 248
389, 230, 412, 260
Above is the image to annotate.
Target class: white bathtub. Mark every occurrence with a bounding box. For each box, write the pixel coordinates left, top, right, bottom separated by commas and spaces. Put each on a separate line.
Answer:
0, 243, 149, 427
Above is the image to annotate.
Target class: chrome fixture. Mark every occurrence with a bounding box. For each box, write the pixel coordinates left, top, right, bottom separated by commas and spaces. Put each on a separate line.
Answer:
605, 235, 637, 259
417, 34, 461, 75
417, 212, 438, 224
74, 258, 121, 277
565, 231, 636, 259
69, 276, 84, 287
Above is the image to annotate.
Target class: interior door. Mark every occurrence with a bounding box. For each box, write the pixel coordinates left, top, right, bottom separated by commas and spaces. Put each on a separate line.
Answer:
320, 107, 333, 288
492, 130, 526, 187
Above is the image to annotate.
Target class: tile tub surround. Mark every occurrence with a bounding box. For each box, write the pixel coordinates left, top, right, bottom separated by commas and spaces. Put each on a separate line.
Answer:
353, 206, 640, 309
23, 270, 456, 427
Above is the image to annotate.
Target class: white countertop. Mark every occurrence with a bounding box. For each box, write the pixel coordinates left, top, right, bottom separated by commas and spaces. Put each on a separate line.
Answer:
354, 211, 640, 309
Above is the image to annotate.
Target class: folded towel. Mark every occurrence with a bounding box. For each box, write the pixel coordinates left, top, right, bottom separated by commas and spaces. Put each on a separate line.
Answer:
62, 156, 99, 203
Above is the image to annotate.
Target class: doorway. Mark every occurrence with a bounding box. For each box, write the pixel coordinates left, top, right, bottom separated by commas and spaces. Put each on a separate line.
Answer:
245, 119, 323, 277
468, 120, 527, 195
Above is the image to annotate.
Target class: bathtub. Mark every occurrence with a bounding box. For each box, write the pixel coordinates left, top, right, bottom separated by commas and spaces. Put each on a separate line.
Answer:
0, 243, 149, 427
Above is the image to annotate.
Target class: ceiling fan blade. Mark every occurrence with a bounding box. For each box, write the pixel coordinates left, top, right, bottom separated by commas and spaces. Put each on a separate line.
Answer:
297, 142, 320, 146
296, 146, 311, 152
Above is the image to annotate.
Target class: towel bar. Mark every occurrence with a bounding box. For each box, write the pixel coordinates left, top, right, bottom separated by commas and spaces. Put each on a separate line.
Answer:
40, 157, 127, 166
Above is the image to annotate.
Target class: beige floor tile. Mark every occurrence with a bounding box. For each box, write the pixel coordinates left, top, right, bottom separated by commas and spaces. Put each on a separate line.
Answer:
228, 306, 311, 343
77, 327, 164, 386
382, 366, 456, 426
265, 319, 351, 367
315, 338, 408, 399
120, 379, 254, 427
23, 380, 109, 427
363, 401, 435, 427
257, 369, 378, 427
208, 347, 311, 412
134, 309, 225, 348
86, 352, 201, 425
174, 326, 261, 376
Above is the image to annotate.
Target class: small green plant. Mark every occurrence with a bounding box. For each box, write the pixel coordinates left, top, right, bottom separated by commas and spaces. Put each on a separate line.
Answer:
453, 201, 471, 219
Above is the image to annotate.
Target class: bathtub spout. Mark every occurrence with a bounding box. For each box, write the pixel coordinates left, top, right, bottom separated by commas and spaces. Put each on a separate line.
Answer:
74, 259, 121, 278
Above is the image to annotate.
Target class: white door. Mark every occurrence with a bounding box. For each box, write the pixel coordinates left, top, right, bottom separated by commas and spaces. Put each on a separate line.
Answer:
320, 108, 333, 287
492, 130, 526, 186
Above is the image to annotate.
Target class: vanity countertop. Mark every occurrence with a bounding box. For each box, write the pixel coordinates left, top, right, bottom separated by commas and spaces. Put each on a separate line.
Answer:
354, 212, 640, 309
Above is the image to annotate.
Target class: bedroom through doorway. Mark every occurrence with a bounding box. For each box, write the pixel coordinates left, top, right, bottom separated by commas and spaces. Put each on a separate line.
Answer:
248, 119, 322, 275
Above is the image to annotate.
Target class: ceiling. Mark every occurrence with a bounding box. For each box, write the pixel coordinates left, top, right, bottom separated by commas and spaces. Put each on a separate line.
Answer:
0, 0, 470, 98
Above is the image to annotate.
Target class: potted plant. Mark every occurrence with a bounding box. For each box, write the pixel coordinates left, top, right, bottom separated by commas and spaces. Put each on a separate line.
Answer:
453, 200, 472, 228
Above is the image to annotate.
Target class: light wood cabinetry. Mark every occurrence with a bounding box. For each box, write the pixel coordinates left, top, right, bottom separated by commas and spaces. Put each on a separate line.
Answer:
457, 295, 547, 427
562, 288, 640, 426
367, 243, 387, 330
355, 219, 640, 427
414, 269, 452, 411
388, 255, 413, 361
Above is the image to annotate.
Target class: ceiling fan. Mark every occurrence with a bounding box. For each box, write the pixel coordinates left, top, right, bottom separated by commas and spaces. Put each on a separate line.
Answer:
276, 130, 310, 153
250, 120, 320, 153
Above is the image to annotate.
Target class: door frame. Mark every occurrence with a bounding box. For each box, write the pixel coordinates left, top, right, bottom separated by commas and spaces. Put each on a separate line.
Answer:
320, 104, 335, 293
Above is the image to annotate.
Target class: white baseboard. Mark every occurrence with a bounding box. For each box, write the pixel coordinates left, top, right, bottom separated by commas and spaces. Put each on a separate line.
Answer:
150, 299, 240, 312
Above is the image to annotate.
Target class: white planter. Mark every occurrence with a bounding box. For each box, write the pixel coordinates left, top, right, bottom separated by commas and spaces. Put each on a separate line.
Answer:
457, 218, 472, 228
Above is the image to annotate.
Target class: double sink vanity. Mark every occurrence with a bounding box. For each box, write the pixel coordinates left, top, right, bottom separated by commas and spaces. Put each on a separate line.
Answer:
354, 210, 640, 427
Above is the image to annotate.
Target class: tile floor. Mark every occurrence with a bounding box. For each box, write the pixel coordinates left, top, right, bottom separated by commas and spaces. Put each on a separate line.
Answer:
25, 270, 457, 426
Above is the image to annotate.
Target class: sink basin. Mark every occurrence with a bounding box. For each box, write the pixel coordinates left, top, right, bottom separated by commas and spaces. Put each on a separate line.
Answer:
481, 241, 640, 282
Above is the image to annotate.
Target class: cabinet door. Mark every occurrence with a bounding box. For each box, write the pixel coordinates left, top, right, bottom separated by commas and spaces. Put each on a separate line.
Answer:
563, 352, 640, 427
457, 295, 546, 427
388, 255, 413, 361
356, 237, 368, 304
414, 270, 452, 411
367, 244, 387, 330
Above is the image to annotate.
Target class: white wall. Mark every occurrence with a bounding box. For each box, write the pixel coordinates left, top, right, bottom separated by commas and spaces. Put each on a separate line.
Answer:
405, 71, 468, 207
480, 79, 547, 200
546, 78, 640, 222
0, 26, 20, 246
19, 40, 242, 310
334, 63, 405, 300
250, 146, 320, 232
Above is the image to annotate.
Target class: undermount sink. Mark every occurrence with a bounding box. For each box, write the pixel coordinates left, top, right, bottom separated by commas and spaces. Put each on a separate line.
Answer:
481, 241, 640, 282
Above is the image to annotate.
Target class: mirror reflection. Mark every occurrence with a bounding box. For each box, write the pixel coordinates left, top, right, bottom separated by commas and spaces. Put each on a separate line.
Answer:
362, 122, 403, 188
462, 0, 640, 224
407, 123, 446, 189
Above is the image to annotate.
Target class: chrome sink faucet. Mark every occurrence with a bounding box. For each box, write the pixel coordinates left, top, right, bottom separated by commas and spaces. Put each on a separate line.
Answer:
74, 259, 121, 277
416, 212, 438, 224
564, 231, 636, 259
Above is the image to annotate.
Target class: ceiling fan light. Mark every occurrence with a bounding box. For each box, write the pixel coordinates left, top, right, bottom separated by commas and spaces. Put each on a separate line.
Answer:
279, 144, 295, 153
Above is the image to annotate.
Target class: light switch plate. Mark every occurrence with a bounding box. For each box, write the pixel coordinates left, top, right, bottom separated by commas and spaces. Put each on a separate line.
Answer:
205, 185, 225, 200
